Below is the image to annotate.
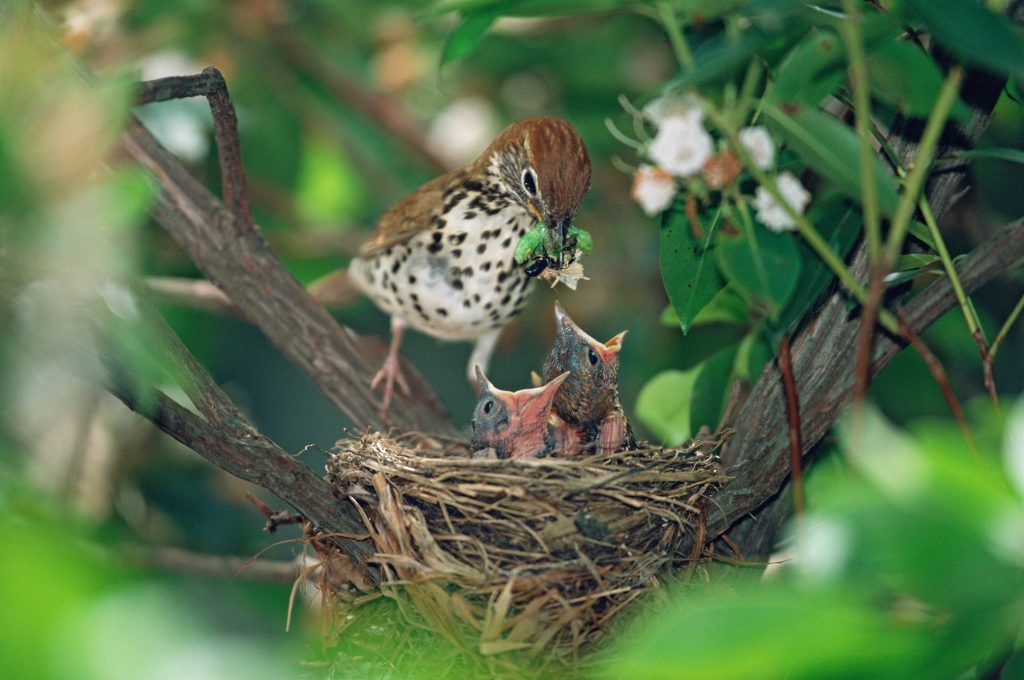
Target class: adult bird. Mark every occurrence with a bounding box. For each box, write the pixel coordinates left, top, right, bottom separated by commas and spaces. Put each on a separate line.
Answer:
344, 116, 591, 417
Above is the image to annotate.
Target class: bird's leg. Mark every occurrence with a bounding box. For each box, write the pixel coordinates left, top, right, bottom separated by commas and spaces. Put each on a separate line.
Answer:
371, 316, 411, 418
467, 328, 502, 394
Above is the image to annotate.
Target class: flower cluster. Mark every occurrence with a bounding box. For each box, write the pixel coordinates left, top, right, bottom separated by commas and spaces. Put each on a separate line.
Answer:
628, 94, 811, 232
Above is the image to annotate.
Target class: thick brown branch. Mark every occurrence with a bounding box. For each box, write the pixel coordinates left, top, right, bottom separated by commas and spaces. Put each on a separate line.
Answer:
706, 217, 1024, 548
120, 120, 458, 438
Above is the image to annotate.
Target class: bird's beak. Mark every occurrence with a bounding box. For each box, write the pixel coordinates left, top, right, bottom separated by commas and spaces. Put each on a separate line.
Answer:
508, 371, 569, 425
474, 365, 497, 394
554, 300, 599, 346
529, 201, 544, 224
599, 331, 628, 361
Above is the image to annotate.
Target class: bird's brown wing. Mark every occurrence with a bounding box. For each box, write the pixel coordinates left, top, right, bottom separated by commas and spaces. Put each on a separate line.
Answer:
358, 167, 466, 258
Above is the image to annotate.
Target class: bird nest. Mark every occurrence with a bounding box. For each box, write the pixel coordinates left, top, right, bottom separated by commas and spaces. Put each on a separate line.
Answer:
312, 431, 729, 676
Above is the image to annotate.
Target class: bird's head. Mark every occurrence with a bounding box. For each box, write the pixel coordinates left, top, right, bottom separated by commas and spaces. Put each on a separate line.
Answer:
544, 301, 626, 423
484, 116, 591, 240
471, 365, 569, 459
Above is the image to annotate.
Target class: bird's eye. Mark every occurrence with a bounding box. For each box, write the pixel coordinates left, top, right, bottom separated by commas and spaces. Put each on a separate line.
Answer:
587, 348, 599, 366
522, 167, 538, 196
483, 399, 494, 414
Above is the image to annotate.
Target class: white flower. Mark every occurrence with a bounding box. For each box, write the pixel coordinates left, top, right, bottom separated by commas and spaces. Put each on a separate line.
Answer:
739, 126, 775, 170
631, 164, 676, 216
643, 93, 705, 125
648, 115, 714, 178
753, 171, 811, 232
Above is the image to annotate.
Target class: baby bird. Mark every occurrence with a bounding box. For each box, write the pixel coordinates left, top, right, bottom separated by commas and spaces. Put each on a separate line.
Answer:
471, 366, 568, 459
542, 302, 634, 455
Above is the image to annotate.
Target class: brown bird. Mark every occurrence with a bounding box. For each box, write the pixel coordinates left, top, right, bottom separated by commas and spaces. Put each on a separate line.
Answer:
345, 117, 592, 416
471, 366, 569, 459
542, 302, 634, 455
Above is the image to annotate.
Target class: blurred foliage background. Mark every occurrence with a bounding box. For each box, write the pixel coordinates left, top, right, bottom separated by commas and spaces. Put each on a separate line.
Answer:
1, 0, 1023, 677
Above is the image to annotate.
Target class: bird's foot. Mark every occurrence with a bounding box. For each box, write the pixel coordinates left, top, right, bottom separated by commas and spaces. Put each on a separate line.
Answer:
371, 353, 411, 419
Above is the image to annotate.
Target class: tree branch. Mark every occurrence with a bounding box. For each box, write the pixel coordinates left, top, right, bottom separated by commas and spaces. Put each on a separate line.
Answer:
708, 217, 1024, 554
120, 112, 458, 438
104, 298, 376, 576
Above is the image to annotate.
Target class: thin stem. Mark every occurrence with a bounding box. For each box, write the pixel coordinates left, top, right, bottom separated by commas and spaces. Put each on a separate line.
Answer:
778, 336, 805, 517
991, 293, 1024, 358
919, 198, 979, 335
657, 2, 695, 69
883, 66, 965, 267
737, 60, 764, 124
897, 309, 980, 460
919, 197, 999, 408
839, 0, 881, 261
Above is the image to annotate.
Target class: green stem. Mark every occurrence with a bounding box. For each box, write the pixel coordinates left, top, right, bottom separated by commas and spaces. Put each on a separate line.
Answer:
991, 293, 1024, 359
706, 103, 899, 334
919, 196, 980, 335
839, 0, 881, 261
737, 59, 764, 124
883, 66, 964, 268
657, 2, 695, 70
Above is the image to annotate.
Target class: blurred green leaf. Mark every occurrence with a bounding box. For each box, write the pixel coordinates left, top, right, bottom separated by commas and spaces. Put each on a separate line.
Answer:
296, 134, 364, 224
772, 28, 846, 105
903, 0, 1024, 80
765, 103, 900, 215
636, 368, 699, 445
441, 10, 499, 65
431, 0, 646, 17
660, 203, 727, 333
716, 224, 801, 318
668, 29, 766, 90
689, 344, 738, 431
866, 41, 971, 121
955, 146, 1024, 166
610, 583, 929, 680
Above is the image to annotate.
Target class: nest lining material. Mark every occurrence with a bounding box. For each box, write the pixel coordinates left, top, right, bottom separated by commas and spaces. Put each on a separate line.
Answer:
317, 432, 728, 667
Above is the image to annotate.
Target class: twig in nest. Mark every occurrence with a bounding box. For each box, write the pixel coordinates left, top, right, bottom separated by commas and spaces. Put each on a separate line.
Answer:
777, 336, 804, 517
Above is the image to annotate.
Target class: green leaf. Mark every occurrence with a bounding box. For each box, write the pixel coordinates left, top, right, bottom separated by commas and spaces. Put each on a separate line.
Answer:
660, 203, 727, 333
690, 345, 739, 432
764, 103, 900, 215
955, 147, 1024, 166
635, 368, 699, 446
431, 0, 643, 17
716, 223, 801, 319
775, 195, 860, 333
906, 219, 936, 250
690, 285, 751, 327
667, 30, 767, 91
441, 11, 499, 65
772, 28, 847, 105
866, 41, 970, 121
903, 0, 1024, 80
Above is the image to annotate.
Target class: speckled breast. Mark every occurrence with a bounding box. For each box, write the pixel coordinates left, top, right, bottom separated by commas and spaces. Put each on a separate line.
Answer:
350, 200, 536, 341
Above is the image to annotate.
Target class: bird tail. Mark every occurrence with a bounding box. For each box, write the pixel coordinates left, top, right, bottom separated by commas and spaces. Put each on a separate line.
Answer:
308, 267, 362, 307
